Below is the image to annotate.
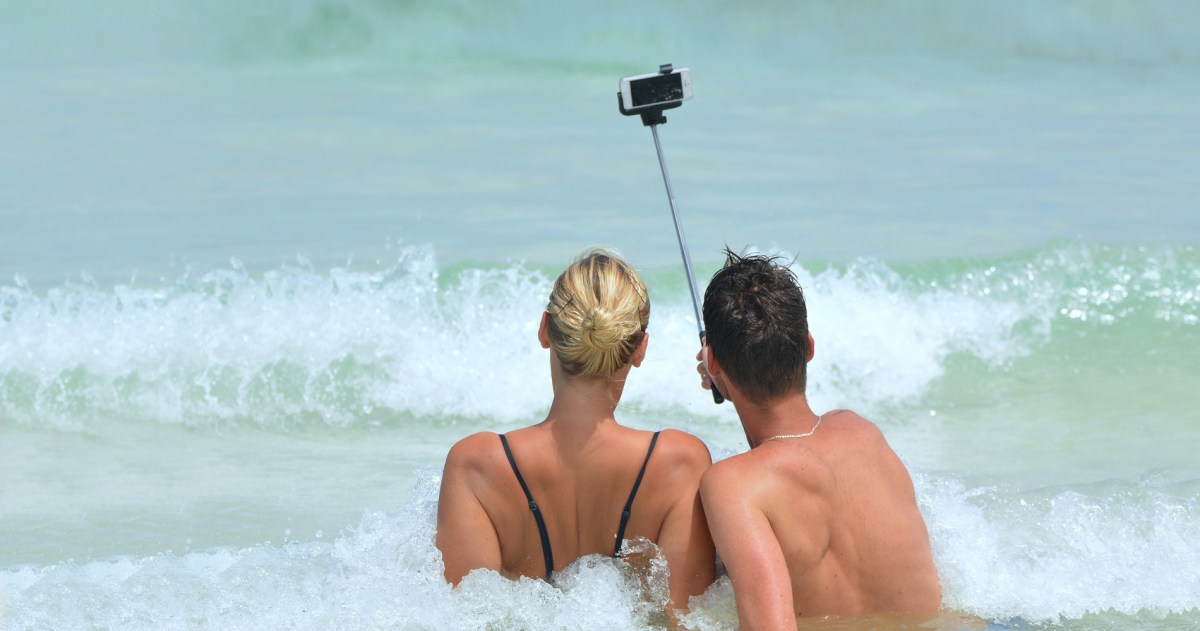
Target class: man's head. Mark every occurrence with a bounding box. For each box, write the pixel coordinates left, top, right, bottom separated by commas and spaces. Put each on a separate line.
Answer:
702, 249, 811, 403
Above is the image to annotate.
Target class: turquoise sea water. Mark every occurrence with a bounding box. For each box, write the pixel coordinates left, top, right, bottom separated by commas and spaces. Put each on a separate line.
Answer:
2, 2, 1199, 629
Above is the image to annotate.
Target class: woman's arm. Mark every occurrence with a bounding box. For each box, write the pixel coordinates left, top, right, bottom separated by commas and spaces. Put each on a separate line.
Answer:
654, 431, 717, 612
435, 434, 503, 584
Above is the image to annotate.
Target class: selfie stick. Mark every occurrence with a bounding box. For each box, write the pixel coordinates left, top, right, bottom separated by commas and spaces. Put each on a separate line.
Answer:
619, 64, 724, 404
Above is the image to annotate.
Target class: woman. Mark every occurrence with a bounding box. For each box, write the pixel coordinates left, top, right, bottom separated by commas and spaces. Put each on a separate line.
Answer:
436, 248, 714, 613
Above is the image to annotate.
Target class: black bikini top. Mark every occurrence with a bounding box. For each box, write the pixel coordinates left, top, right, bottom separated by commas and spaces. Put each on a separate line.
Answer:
498, 431, 662, 581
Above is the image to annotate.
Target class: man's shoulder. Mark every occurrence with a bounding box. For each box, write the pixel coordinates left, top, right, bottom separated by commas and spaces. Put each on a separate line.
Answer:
825, 408, 878, 431
702, 449, 756, 477
698, 450, 775, 507
701, 438, 840, 508
822, 409, 891, 449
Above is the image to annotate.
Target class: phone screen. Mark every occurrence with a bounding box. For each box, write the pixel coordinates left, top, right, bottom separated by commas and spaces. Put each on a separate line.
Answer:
629, 73, 684, 108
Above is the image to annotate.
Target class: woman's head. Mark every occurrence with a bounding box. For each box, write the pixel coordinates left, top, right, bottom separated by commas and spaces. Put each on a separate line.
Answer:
544, 248, 650, 379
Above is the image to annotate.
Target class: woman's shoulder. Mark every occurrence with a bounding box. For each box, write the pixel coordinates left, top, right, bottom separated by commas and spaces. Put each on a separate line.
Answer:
443, 431, 506, 473
646, 428, 712, 479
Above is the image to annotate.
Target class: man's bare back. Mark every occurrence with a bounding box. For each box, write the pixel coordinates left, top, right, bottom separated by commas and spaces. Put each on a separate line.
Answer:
701, 409, 941, 627
695, 250, 941, 630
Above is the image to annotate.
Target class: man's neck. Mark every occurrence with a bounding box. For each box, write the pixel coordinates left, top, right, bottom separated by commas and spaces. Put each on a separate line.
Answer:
732, 391, 820, 448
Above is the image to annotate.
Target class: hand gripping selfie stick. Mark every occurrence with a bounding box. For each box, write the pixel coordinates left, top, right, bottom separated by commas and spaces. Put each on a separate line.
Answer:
619, 64, 724, 404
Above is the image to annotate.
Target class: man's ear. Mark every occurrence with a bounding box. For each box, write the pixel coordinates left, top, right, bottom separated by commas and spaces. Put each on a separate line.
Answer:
538, 312, 552, 349
704, 344, 723, 376
629, 331, 649, 368
807, 332, 816, 363
703, 345, 734, 404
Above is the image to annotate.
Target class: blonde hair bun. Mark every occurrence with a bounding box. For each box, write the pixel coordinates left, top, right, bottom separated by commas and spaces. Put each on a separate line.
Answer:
546, 248, 650, 378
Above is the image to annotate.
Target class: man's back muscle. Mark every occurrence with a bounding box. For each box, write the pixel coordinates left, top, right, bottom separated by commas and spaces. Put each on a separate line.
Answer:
702, 411, 940, 626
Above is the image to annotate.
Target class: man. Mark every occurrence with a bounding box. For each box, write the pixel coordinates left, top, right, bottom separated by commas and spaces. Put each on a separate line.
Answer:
696, 250, 941, 630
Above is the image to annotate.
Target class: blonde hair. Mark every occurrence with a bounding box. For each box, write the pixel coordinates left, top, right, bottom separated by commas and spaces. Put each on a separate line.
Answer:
546, 248, 650, 379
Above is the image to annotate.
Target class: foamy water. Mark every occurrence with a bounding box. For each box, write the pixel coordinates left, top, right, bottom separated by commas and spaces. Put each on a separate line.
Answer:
4, 245, 1198, 628
5, 468, 1199, 629
3, 0, 1199, 628
9, 244, 1192, 432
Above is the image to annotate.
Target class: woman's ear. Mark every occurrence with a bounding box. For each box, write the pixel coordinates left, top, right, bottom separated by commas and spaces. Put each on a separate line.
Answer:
807, 332, 816, 363
538, 312, 552, 349
629, 332, 649, 368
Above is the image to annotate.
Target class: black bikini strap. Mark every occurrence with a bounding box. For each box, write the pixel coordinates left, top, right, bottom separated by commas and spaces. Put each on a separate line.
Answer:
499, 433, 554, 580
614, 431, 661, 557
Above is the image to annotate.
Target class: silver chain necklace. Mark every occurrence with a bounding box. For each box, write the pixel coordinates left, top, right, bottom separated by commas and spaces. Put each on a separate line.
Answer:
760, 414, 825, 444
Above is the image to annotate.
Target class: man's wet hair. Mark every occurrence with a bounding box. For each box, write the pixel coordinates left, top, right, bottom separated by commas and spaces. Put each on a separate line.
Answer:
703, 248, 809, 402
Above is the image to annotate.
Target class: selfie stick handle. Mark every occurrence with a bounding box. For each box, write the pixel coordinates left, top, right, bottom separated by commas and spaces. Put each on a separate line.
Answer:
648, 123, 725, 405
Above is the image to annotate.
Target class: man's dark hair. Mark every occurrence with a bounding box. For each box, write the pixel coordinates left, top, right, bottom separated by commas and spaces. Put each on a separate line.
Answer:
703, 249, 809, 402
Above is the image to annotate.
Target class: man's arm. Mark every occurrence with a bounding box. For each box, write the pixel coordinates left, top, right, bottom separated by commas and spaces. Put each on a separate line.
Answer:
700, 462, 797, 631
435, 434, 502, 584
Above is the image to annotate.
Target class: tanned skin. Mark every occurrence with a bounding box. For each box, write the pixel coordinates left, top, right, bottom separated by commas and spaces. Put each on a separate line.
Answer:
696, 339, 941, 631
437, 313, 715, 615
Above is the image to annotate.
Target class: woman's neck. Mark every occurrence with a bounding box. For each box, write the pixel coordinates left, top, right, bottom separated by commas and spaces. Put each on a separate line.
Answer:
542, 361, 630, 449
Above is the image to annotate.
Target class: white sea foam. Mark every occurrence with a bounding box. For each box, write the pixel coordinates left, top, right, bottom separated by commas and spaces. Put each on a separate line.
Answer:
1, 469, 686, 631
1, 245, 1085, 432
0, 246, 554, 429
618, 255, 1045, 425
5, 468, 1198, 629
920, 475, 1200, 622
0, 581, 9, 630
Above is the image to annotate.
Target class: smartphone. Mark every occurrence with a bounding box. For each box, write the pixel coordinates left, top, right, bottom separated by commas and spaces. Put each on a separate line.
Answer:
619, 68, 693, 112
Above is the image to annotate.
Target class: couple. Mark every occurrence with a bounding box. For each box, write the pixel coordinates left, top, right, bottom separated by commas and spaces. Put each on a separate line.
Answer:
436, 248, 940, 629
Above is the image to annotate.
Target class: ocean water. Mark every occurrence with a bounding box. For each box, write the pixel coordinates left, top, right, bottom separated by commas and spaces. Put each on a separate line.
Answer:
2, 1, 1199, 629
